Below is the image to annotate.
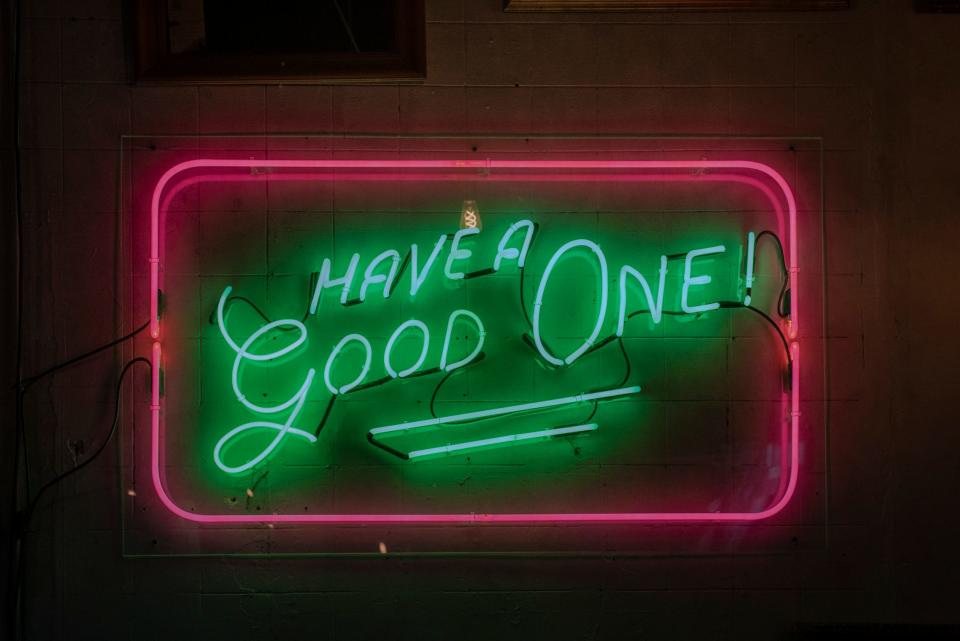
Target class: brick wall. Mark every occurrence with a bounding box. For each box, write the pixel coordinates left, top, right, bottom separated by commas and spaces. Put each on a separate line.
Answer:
5, 0, 960, 638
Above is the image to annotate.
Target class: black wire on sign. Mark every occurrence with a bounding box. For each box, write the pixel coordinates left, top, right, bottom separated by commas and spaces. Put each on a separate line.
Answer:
212, 296, 310, 328
741, 304, 792, 365
429, 367, 457, 419
754, 230, 790, 318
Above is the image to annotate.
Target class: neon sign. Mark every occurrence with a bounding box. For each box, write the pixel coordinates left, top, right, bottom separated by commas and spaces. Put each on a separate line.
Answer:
146, 158, 801, 524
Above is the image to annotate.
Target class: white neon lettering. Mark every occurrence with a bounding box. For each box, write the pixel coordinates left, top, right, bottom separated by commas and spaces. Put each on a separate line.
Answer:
359, 249, 401, 302
681, 245, 726, 314
213, 383, 317, 474
439, 309, 486, 373
493, 219, 535, 271
309, 253, 360, 313
217, 287, 313, 414
410, 234, 447, 296
617, 257, 668, 335
532, 239, 609, 366
384, 319, 430, 379
323, 333, 373, 395
744, 231, 756, 306
215, 286, 316, 474
444, 228, 480, 281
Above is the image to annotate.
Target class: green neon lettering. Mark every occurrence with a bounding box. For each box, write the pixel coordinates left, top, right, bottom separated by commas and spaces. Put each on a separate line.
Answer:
215, 286, 316, 474
439, 309, 485, 372
213, 379, 317, 474
533, 239, 609, 366
359, 249, 401, 302
217, 287, 313, 414
617, 257, 668, 334
410, 234, 447, 296
323, 333, 373, 395
681, 245, 726, 314
493, 219, 536, 271
384, 319, 430, 379
309, 252, 360, 313
444, 228, 480, 281
206, 220, 753, 475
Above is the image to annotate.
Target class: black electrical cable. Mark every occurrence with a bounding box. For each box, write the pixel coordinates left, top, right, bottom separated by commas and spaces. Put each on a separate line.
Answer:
20, 320, 150, 390
756, 230, 788, 274
15, 357, 150, 641
19, 358, 151, 531
624, 302, 791, 365
582, 401, 599, 425
314, 394, 336, 437
754, 230, 790, 318
742, 304, 791, 364
429, 367, 456, 419
213, 296, 310, 327
8, 0, 25, 635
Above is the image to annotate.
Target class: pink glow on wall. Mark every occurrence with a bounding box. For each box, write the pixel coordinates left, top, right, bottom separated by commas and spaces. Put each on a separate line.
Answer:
147, 157, 801, 525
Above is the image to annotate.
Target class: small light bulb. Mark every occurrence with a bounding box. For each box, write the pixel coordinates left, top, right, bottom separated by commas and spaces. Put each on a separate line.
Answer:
460, 200, 481, 230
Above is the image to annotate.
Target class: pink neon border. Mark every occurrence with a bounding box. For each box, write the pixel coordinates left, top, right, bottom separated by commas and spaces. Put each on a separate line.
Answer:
147, 158, 801, 524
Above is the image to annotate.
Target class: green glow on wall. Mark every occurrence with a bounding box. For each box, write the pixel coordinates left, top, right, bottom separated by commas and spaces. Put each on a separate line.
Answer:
206, 217, 752, 477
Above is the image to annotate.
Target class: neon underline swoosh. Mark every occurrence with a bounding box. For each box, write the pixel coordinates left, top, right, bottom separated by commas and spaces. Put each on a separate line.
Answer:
407, 423, 599, 459
368, 385, 641, 437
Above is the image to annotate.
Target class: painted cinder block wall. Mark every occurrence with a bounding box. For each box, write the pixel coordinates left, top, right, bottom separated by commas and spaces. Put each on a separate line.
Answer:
3, 0, 959, 638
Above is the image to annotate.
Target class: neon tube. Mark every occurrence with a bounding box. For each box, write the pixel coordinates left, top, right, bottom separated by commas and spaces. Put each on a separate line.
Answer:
439, 309, 485, 372
149, 157, 800, 523
493, 219, 536, 271
681, 245, 726, 314
532, 239, 609, 366
410, 235, 447, 296
383, 319, 430, 379
323, 333, 373, 395
150, 158, 798, 338
444, 228, 480, 280
309, 253, 360, 313
216, 286, 308, 361
407, 423, 599, 460
617, 257, 668, 334
369, 385, 640, 436
212, 373, 317, 474
744, 231, 756, 306
150, 344, 799, 522
359, 249, 401, 302
216, 287, 314, 416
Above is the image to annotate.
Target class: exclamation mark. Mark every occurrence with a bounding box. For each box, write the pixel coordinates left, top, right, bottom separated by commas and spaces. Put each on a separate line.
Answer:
743, 231, 756, 306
